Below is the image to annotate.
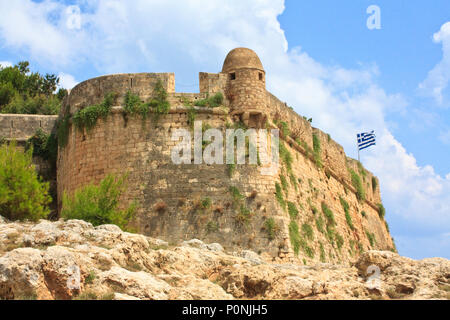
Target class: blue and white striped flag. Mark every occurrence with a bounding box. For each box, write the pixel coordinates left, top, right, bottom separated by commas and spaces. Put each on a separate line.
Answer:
357, 131, 376, 151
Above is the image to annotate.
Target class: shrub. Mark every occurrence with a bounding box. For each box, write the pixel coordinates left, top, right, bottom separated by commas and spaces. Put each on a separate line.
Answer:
278, 121, 290, 137
301, 223, 314, 241
372, 176, 377, 192
0, 141, 51, 221
85, 271, 96, 284
377, 203, 385, 219
264, 218, 278, 241
275, 183, 286, 210
326, 224, 335, 244
235, 205, 253, 226
248, 190, 258, 199
335, 233, 344, 250
280, 175, 288, 194
366, 230, 376, 247
361, 210, 367, 218
229, 186, 244, 203
227, 163, 236, 178
339, 196, 354, 230
147, 80, 170, 120
201, 197, 212, 209
187, 106, 197, 129
319, 242, 326, 262
349, 169, 365, 201
289, 173, 298, 191
321, 202, 336, 226
357, 161, 367, 180
289, 221, 301, 255
194, 92, 224, 108
123, 91, 149, 119
279, 143, 293, 173
287, 201, 298, 219
154, 201, 167, 213
315, 216, 325, 233
72, 93, 116, 132
312, 133, 322, 168
26, 128, 57, 167
206, 221, 219, 233
289, 220, 313, 257
61, 174, 136, 231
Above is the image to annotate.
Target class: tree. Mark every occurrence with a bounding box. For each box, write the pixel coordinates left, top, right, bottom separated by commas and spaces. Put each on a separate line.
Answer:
0, 61, 65, 115
0, 141, 51, 221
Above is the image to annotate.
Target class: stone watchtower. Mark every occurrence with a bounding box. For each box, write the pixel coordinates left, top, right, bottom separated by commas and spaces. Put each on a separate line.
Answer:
222, 48, 268, 128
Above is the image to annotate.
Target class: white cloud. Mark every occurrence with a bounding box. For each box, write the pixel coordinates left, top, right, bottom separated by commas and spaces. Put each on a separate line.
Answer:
1, 0, 449, 258
0, 61, 12, 68
418, 22, 450, 105
58, 72, 78, 90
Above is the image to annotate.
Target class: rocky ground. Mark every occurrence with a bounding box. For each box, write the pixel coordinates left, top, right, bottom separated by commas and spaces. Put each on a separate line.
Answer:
0, 216, 448, 300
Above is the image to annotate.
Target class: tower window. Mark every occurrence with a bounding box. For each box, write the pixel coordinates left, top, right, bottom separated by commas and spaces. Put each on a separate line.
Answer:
229, 72, 236, 80
259, 73, 263, 81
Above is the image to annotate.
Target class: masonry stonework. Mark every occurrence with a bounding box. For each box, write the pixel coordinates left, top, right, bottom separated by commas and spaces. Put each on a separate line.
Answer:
54, 47, 394, 264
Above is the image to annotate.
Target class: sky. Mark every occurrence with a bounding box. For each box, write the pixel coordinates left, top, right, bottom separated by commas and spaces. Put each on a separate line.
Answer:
0, 0, 449, 259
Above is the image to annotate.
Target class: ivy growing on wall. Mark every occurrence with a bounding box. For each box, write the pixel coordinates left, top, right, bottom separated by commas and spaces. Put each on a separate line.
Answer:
57, 80, 170, 149
72, 92, 116, 132
26, 128, 57, 166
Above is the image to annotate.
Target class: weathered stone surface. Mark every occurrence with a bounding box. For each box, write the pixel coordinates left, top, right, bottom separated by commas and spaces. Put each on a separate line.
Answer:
0, 219, 447, 300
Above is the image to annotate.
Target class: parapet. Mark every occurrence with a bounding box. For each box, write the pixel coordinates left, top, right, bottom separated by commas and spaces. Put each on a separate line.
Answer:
0, 114, 58, 141
65, 73, 175, 114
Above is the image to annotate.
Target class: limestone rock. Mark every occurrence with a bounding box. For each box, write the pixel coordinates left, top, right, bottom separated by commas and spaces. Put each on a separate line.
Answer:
0, 219, 448, 300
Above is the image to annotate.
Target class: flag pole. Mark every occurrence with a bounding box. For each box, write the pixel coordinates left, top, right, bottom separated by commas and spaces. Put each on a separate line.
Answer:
357, 134, 360, 163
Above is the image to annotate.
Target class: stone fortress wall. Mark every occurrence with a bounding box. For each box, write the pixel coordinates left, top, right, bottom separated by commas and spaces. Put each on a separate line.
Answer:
2, 48, 394, 264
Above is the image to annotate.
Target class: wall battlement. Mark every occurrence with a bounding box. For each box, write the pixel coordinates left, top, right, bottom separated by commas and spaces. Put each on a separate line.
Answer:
2, 48, 393, 265
0, 114, 58, 141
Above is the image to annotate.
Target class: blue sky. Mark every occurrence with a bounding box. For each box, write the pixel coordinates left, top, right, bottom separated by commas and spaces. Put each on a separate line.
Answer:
0, 0, 449, 259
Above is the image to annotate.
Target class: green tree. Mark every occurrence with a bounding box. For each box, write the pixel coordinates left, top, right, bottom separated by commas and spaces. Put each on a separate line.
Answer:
0, 141, 51, 221
0, 61, 65, 115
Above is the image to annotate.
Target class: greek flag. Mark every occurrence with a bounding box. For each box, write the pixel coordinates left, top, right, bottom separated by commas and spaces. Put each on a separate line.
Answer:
357, 131, 376, 151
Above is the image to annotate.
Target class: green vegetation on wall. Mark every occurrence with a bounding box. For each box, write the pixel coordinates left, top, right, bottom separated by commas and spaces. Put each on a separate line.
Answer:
377, 203, 386, 219
279, 143, 293, 173
264, 218, 278, 241
349, 168, 365, 201
372, 176, 377, 192
321, 202, 336, 226
72, 93, 116, 133
194, 92, 223, 108
339, 196, 354, 230
312, 133, 322, 168
275, 182, 286, 210
287, 201, 298, 219
288, 220, 314, 258
366, 230, 376, 247
26, 128, 57, 166
301, 223, 314, 241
